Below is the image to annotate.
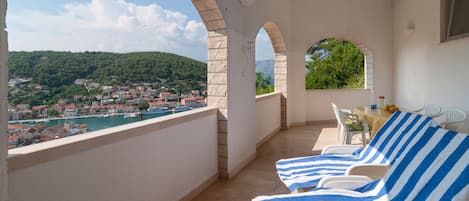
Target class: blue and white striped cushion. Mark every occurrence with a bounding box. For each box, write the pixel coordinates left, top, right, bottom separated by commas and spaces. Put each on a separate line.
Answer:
276, 112, 438, 191
254, 127, 469, 201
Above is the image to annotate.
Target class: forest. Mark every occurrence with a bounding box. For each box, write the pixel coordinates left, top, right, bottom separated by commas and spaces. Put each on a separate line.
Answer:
9, 51, 207, 87
305, 39, 365, 89
8, 51, 207, 105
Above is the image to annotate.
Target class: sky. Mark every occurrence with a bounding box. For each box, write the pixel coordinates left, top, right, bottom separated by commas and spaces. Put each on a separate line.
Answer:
7, 0, 274, 62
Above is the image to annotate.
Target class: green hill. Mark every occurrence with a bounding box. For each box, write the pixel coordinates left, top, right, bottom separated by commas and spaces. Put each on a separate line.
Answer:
8, 51, 207, 87
7, 51, 207, 106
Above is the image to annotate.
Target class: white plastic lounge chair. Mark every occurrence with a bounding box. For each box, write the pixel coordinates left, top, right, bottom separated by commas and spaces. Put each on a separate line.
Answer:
439, 108, 467, 128
412, 105, 442, 117
276, 111, 438, 192
254, 126, 469, 201
331, 103, 369, 146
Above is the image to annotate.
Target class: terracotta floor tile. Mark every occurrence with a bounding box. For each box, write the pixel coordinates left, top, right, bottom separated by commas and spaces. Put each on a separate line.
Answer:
192, 123, 354, 201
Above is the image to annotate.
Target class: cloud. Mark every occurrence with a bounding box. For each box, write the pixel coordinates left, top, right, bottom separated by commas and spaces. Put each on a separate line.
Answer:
7, 0, 208, 61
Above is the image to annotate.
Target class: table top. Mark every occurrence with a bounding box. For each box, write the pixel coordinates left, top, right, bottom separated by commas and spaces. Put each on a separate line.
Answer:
353, 106, 393, 119
353, 106, 394, 137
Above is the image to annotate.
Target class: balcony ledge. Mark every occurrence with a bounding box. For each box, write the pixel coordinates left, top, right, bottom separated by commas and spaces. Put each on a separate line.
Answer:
255, 92, 281, 102
7, 107, 218, 173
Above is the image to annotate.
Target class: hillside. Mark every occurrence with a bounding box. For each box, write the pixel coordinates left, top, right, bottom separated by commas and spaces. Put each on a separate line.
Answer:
8, 51, 207, 87
255, 60, 274, 84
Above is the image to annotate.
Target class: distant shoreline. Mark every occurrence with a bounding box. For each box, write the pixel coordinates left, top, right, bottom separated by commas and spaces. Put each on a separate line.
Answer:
8, 113, 136, 124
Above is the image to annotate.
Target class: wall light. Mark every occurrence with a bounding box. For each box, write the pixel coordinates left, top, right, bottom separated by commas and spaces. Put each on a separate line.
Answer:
404, 21, 416, 35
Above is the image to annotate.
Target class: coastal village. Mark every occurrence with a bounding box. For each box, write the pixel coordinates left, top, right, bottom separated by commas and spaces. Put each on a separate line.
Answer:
7, 78, 207, 149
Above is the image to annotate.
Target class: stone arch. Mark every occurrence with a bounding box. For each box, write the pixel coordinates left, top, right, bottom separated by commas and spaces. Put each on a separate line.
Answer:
192, 0, 230, 179
305, 37, 375, 92
260, 22, 288, 129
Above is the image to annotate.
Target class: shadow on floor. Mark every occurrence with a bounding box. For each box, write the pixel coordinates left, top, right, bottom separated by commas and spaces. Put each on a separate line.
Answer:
192, 122, 338, 201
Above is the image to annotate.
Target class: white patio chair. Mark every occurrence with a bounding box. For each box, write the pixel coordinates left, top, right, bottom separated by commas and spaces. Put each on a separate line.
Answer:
439, 108, 467, 128
331, 103, 368, 146
412, 104, 442, 117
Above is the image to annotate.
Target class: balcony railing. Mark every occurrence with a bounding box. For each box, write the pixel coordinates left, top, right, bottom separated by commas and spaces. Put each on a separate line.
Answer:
8, 107, 218, 201
306, 89, 372, 121
6, 92, 285, 201
255, 92, 282, 147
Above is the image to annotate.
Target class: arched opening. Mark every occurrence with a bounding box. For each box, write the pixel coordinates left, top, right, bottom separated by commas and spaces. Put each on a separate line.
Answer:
305, 38, 373, 91
255, 28, 275, 95
261, 22, 288, 129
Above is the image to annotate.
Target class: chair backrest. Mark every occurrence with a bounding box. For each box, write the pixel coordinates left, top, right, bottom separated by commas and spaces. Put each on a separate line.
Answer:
423, 105, 443, 117
442, 108, 467, 124
374, 127, 469, 200
330, 102, 346, 126
358, 111, 438, 164
413, 105, 442, 117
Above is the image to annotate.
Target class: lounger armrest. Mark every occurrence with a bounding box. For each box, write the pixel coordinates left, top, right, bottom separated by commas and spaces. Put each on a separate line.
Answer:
340, 108, 353, 114
320, 145, 362, 155
345, 164, 390, 179
317, 175, 373, 190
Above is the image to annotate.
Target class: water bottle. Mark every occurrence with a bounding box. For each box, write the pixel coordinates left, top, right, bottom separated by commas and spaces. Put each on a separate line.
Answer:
378, 96, 385, 109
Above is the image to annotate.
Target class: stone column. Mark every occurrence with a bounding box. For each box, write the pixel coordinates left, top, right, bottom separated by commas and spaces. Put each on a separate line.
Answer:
194, 0, 258, 180
264, 22, 288, 129
274, 53, 288, 129
192, 0, 231, 179
207, 31, 229, 178
0, 0, 8, 200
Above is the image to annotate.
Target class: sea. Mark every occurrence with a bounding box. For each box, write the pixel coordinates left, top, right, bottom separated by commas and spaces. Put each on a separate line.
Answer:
16, 111, 177, 132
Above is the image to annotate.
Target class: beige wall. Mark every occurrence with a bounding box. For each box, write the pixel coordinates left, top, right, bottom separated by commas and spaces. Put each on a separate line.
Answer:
8, 108, 218, 201
256, 93, 281, 144
306, 89, 372, 121
393, 0, 469, 132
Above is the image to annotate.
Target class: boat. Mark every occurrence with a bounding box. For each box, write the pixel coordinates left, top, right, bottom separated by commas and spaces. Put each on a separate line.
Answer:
143, 106, 170, 115
123, 113, 138, 118
174, 106, 192, 113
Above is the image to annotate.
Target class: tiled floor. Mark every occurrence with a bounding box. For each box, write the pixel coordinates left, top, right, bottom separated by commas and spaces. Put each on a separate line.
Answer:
192, 122, 344, 201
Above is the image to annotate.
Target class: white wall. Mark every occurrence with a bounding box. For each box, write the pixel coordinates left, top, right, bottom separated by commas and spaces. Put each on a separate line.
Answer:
208, 0, 393, 175
289, 0, 394, 125
213, 0, 292, 176
256, 93, 281, 144
306, 89, 372, 121
393, 0, 469, 132
8, 109, 218, 201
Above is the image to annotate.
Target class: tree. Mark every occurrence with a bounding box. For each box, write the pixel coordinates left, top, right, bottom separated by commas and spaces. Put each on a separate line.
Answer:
32, 110, 39, 119
138, 102, 150, 111
47, 108, 60, 117
305, 39, 365, 89
256, 72, 274, 95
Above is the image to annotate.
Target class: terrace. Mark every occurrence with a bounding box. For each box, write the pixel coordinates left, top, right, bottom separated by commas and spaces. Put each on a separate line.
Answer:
1, 0, 469, 201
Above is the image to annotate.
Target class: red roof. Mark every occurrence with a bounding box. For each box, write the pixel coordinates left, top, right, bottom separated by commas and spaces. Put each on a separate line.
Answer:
64, 104, 76, 109
8, 135, 20, 141
8, 124, 28, 130
32, 106, 47, 111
